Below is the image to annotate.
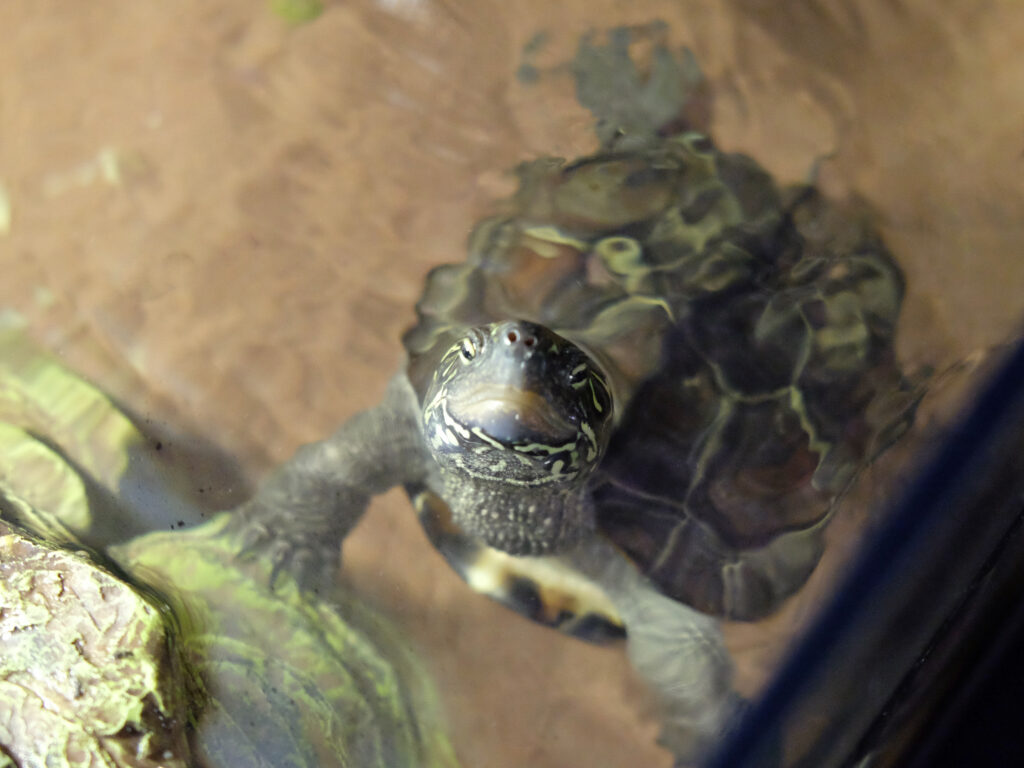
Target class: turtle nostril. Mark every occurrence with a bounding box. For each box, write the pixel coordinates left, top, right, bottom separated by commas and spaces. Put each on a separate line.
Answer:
505, 329, 537, 347
498, 322, 539, 348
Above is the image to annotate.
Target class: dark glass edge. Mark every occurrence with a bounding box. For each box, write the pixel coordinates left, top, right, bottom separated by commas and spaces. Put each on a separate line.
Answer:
705, 332, 1024, 768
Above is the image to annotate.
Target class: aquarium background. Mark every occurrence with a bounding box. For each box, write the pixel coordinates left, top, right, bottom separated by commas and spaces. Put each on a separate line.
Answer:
1, 2, 1022, 766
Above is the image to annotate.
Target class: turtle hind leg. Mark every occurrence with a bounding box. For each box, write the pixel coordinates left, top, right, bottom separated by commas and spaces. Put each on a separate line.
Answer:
517, 22, 707, 151
571, 23, 707, 149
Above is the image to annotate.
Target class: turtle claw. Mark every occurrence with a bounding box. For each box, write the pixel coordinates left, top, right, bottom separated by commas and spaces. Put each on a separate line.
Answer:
226, 501, 341, 596
268, 539, 338, 597
234, 516, 273, 558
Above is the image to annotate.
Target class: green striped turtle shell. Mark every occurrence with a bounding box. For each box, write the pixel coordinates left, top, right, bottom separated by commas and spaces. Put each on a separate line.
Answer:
403, 132, 909, 622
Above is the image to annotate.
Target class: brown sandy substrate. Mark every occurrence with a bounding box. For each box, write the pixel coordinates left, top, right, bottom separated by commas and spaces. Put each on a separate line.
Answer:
1, 2, 1022, 766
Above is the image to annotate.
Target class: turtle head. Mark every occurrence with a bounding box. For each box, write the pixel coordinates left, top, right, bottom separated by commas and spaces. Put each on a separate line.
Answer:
422, 320, 614, 555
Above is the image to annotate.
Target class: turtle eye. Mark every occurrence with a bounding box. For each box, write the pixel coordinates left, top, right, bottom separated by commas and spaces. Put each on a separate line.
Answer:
568, 362, 589, 387
460, 333, 481, 362
458, 327, 489, 363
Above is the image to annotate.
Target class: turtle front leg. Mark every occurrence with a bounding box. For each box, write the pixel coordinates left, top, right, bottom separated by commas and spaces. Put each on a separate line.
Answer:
228, 374, 428, 593
567, 536, 741, 764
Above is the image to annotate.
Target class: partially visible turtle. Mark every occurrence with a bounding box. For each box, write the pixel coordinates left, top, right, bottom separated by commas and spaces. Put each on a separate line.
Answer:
230, 24, 915, 760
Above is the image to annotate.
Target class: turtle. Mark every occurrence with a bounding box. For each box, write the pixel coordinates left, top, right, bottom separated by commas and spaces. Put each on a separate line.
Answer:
229, 25, 914, 761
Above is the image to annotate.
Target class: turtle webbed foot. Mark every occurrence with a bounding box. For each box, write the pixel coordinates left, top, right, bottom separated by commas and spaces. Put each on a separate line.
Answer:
571, 22, 705, 148
225, 494, 358, 596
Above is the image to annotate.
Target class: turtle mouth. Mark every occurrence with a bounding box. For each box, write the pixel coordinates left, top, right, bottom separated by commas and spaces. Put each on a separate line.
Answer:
451, 382, 576, 446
